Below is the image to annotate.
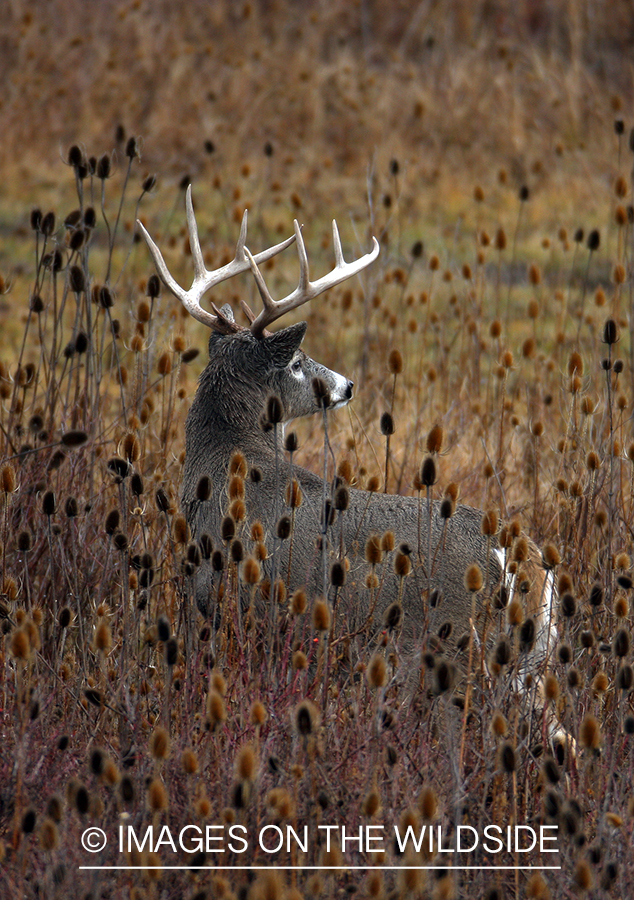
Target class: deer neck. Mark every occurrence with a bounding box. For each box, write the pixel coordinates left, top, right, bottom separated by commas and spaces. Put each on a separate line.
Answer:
185, 367, 284, 470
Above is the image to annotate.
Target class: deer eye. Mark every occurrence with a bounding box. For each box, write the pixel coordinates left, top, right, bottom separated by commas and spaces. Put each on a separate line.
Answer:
291, 359, 302, 373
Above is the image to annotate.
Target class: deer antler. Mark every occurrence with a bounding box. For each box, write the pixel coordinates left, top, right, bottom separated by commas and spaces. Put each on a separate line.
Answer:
137, 185, 297, 328
245, 219, 379, 337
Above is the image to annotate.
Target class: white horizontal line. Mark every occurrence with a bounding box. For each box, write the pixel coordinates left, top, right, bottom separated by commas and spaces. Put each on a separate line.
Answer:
79, 865, 562, 871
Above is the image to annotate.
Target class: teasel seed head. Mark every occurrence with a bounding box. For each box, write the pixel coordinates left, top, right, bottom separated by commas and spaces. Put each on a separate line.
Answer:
196, 475, 212, 501
291, 590, 307, 615
230, 539, 244, 563
17, 530, 32, 552
236, 743, 257, 781
285, 479, 303, 508
432, 659, 456, 695
613, 627, 630, 658
334, 485, 349, 511
362, 788, 381, 817
384, 602, 402, 632
517, 616, 535, 650
266, 394, 284, 424
464, 563, 483, 593
560, 592, 576, 618
292, 650, 308, 670
10, 628, 30, 660
165, 637, 178, 666
41, 211, 56, 236
365, 534, 383, 565
0, 463, 16, 494
439, 497, 454, 519
150, 726, 170, 761
22, 808, 37, 833
614, 550, 630, 569
95, 619, 112, 653
603, 318, 619, 345
242, 557, 261, 585
481, 508, 498, 536
491, 710, 508, 737
495, 227, 507, 251
592, 671, 609, 696
42, 490, 56, 516
147, 778, 168, 812
614, 594, 629, 616
276, 515, 292, 540
380, 411, 395, 436
229, 451, 248, 477
418, 785, 438, 821
284, 431, 298, 452
229, 498, 246, 522
387, 348, 404, 375
107, 455, 131, 481
206, 690, 227, 729
367, 653, 387, 688
181, 748, 199, 775
294, 700, 320, 736
250, 700, 267, 726
494, 636, 511, 666
498, 740, 516, 773
312, 599, 331, 631
312, 376, 331, 406
588, 583, 603, 607
330, 561, 346, 587
157, 615, 171, 643
366, 474, 381, 492
210, 670, 227, 696
381, 531, 395, 552
221, 515, 236, 542
173, 515, 189, 544
420, 455, 437, 486
155, 487, 170, 513
580, 713, 601, 750
337, 459, 353, 484
587, 229, 600, 251
542, 755, 561, 785
616, 664, 633, 691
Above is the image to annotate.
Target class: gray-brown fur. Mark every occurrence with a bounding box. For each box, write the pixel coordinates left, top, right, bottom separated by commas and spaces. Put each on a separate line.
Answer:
181, 308, 540, 660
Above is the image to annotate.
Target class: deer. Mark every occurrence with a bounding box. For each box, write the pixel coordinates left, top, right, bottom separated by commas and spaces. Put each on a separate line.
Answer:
138, 187, 560, 738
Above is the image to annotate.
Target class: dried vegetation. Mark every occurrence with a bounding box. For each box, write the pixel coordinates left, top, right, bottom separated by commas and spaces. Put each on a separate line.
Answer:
1, 1, 634, 897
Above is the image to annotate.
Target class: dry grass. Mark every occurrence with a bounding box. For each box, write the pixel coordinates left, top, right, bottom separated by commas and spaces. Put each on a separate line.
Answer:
1, 2, 634, 898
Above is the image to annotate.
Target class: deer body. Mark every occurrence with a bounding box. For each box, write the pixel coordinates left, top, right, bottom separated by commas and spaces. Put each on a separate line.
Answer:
179, 310, 550, 664
139, 189, 556, 685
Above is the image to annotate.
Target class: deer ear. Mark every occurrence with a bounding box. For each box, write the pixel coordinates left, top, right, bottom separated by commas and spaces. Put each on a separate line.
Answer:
263, 322, 307, 367
219, 303, 235, 322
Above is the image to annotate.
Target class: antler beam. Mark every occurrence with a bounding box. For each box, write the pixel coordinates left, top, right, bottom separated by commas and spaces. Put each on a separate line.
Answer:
137, 185, 296, 328
246, 219, 380, 337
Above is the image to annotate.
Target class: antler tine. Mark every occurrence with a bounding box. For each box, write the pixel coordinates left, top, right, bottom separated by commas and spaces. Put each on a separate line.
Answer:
235, 209, 249, 260
247, 220, 380, 336
185, 185, 206, 281
294, 220, 310, 292
137, 187, 296, 329
244, 246, 277, 314
331, 219, 345, 267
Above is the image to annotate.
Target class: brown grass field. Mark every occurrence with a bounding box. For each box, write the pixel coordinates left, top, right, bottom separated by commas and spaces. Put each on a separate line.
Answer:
1, 1, 634, 898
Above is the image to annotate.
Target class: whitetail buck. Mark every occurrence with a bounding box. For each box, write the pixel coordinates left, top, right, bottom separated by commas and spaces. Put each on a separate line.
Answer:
138, 188, 557, 708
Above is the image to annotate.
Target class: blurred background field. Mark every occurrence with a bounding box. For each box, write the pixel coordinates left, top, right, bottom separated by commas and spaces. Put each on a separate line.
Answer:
1, 2, 634, 898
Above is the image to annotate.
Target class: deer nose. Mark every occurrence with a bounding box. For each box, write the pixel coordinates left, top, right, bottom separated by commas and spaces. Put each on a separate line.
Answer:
345, 380, 354, 400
